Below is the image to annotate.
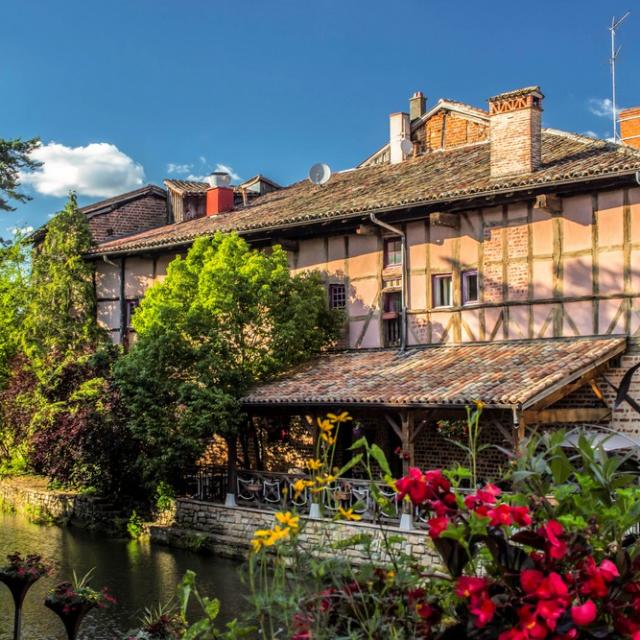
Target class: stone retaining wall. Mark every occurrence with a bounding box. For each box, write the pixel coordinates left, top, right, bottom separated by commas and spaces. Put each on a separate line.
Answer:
150, 498, 441, 568
0, 476, 120, 530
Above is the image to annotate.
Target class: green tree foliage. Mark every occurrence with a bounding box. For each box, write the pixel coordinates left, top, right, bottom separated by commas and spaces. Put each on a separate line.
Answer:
22, 192, 101, 367
115, 232, 342, 489
0, 237, 30, 384
0, 137, 41, 211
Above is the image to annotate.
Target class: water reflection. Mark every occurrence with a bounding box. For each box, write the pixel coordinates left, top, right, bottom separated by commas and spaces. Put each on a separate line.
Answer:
0, 513, 246, 639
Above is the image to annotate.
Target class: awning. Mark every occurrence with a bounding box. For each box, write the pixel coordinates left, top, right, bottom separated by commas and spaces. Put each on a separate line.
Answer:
563, 428, 640, 452
242, 336, 626, 411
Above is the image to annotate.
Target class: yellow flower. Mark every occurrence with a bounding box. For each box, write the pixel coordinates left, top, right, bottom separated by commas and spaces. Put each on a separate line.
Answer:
317, 418, 336, 433
385, 570, 396, 583
473, 400, 485, 411
306, 459, 322, 471
265, 525, 290, 546
338, 507, 362, 521
327, 411, 351, 424
250, 528, 273, 553
292, 478, 313, 498
275, 511, 299, 531
321, 433, 336, 445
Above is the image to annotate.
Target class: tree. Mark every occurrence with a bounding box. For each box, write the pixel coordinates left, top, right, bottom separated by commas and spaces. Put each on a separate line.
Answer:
115, 232, 342, 490
0, 138, 41, 211
22, 192, 102, 367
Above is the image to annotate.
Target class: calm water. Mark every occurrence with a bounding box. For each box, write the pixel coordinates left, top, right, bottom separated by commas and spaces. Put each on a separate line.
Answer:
0, 512, 247, 639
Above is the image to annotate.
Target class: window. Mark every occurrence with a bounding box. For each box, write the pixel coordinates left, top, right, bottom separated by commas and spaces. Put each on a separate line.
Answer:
384, 237, 402, 267
432, 274, 452, 308
462, 270, 479, 305
382, 292, 402, 347
329, 283, 346, 310
126, 299, 140, 328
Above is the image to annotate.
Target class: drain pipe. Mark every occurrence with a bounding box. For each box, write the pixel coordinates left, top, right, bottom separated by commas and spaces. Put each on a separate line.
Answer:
369, 212, 407, 351
636, 171, 640, 186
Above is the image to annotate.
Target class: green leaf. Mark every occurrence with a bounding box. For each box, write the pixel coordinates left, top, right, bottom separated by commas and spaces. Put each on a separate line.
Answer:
369, 444, 392, 476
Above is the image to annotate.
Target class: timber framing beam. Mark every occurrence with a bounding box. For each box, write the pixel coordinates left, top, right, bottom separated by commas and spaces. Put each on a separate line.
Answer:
522, 407, 611, 424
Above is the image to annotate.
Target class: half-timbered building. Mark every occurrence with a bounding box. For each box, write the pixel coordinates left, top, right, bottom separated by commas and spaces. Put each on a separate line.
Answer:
83, 86, 640, 518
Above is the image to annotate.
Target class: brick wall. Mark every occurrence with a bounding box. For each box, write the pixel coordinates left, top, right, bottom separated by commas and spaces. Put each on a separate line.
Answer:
620, 107, 640, 149
489, 105, 541, 178
422, 111, 488, 151
88, 194, 168, 244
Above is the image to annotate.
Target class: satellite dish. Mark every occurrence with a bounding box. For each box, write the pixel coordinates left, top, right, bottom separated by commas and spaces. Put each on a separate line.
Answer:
400, 138, 413, 156
308, 162, 332, 185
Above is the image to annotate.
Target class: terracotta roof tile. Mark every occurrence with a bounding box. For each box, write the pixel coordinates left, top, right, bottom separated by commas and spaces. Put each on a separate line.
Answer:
241, 337, 626, 409
89, 131, 640, 256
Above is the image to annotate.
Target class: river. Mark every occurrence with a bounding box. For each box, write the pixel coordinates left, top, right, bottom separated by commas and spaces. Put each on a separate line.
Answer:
0, 512, 247, 639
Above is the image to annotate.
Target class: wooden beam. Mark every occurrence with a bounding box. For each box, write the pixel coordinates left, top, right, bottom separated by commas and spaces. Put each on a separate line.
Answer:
589, 380, 608, 406
522, 408, 611, 424
535, 193, 563, 215
429, 211, 459, 228
384, 413, 403, 440
526, 363, 611, 411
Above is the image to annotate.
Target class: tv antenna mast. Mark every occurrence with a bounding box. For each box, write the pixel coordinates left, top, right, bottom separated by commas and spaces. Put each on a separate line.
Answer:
610, 11, 631, 141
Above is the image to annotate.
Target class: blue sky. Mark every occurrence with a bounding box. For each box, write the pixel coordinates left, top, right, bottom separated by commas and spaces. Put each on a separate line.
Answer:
1, 0, 638, 236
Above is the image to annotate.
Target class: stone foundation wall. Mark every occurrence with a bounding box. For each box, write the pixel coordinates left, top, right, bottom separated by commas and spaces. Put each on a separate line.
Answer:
150, 498, 441, 568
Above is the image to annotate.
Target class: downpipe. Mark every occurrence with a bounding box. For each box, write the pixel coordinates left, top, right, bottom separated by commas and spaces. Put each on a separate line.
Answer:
369, 212, 407, 352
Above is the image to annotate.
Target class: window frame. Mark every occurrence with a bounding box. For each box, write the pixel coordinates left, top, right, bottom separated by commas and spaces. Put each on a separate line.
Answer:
462, 269, 479, 306
328, 283, 347, 310
432, 274, 453, 309
383, 237, 403, 268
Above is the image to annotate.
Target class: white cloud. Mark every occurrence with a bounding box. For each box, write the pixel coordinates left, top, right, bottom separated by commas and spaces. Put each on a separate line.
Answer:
588, 98, 625, 118
185, 163, 241, 183
582, 130, 599, 138
9, 225, 34, 236
20, 142, 145, 198
167, 162, 193, 175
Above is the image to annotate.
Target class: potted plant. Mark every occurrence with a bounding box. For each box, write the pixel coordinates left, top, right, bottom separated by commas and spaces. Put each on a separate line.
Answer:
45, 568, 115, 640
125, 600, 185, 639
0, 552, 53, 640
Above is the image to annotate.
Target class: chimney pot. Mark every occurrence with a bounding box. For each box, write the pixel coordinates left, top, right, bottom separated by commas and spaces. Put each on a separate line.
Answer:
620, 107, 640, 149
409, 91, 427, 121
488, 86, 544, 178
206, 186, 234, 215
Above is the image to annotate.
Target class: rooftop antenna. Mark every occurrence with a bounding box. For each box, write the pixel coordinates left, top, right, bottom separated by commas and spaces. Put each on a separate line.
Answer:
610, 11, 631, 141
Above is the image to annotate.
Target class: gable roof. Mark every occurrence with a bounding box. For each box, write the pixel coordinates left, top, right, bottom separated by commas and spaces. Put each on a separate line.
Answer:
88, 130, 640, 257
80, 184, 166, 218
241, 336, 626, 410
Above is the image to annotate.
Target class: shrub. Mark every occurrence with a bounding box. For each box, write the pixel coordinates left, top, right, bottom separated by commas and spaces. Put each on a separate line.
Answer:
246, 411, 640, 640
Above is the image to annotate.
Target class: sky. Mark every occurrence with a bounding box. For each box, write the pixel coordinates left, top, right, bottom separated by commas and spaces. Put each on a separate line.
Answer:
1, 0, 638, 237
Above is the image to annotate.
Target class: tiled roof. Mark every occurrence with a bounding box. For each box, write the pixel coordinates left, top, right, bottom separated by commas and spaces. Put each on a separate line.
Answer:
89, 130, 640, 256
241, 337, 626, 409
80, 184, 166, 216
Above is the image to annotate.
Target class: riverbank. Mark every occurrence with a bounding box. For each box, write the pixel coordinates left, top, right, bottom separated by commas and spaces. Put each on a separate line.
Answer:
0, 475, 124, 531
0, 476, 440, 568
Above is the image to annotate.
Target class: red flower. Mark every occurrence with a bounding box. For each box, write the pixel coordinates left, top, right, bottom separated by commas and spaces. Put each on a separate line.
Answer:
456, 576, 489, 599
470, 594, 496, 628
538, 520, 568, 560
571, 599, 597, 626
598, 559, 620, 581
487, 504, 514, 527
477, 483, 501, 503
520, 569, 544, 594
510, 505, 532, 526
396, 468, 429, 505
427, 516, 450, 539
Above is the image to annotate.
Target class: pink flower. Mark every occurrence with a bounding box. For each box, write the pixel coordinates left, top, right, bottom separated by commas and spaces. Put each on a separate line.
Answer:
571, 599, 597, 626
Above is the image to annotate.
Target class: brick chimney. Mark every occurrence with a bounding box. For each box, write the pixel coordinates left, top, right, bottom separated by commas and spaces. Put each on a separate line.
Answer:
205, 171, 234, 215
488, 86, 544, 178
409, 91, 426, 121
620, 107, 640, 149
389, 112, 411, 164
